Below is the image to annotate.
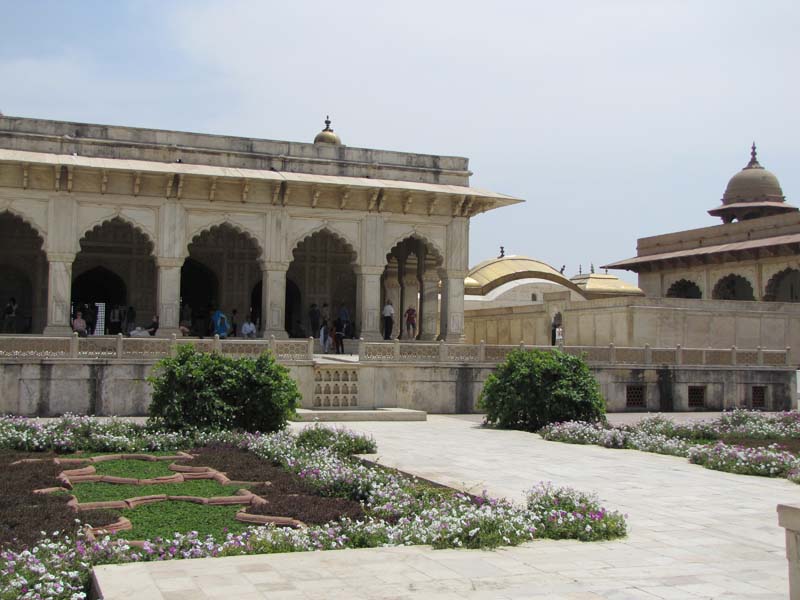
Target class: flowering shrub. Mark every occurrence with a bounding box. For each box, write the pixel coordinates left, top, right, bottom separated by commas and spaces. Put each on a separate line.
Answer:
540, 410, 800, 482
0, 416, 627, 600
688, 442, 799, 477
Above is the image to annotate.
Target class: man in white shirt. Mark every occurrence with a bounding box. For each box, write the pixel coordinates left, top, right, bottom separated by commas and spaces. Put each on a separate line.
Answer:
382, 300, 395, 340
241, 318, 257, 338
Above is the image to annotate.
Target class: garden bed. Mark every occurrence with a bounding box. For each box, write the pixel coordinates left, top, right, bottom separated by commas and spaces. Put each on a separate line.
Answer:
0, 416, 628, 600
539, 409, 800, 482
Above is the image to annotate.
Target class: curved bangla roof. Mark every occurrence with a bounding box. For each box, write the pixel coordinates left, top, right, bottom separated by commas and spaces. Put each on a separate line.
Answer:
569, 272, 644, 299
465, 256, 584, 296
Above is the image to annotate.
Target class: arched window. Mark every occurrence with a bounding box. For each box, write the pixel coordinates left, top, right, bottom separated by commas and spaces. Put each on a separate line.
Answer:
712, 274, 755, 301
666, 279, 702, 299
764, 268, 800, 302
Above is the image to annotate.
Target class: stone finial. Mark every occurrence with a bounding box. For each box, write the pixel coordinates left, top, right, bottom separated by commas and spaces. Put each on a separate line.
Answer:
498, 246, 505, 258
590, 263, 595, 274
746, 141, 762, 169
323, 115, 332, 132
560, 265, 565, 274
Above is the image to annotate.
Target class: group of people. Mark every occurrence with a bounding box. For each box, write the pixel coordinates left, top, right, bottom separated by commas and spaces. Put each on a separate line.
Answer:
70, 303, 159, 337
178, 303, 258, 339
309, 302, 353, 354
381, 300, 417, 340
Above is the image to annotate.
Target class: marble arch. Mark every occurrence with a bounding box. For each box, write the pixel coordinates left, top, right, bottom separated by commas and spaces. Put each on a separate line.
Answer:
764, 268, 800, 302
186, 220, 264, 259
384, 229, 445, 265
290, 223, 359, 264
0, 211, 48, 333
0, 206, 47, 246
77, 208, 156, 251
712, 273, 756, 301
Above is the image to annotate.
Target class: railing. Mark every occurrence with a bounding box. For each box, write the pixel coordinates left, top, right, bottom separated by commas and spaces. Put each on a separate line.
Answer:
0, 334, 315, 362
0, 335, 791, 368
358, 340, 793, 367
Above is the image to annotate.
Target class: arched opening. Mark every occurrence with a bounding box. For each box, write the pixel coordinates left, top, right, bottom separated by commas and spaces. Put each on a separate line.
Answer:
73, 218, 155, 334
0, 211, 47, 333
384, 236, 444, 341
180, 258, 219, 335
764, 268, 800, 302
184, 224, 261, 336
289, 229, 357, 339
551, 312, 563, 346
666, 279, 702, 299
712, 274, 755, 301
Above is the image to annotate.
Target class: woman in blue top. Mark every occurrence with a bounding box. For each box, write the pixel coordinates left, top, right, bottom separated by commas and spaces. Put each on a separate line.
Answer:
211, 308, 229, 338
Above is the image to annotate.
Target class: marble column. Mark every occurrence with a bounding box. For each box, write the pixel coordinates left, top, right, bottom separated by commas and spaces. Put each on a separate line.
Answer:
383, 261, 401, 339
261, 261, 289, 339
356, 265, 383, 341
43, 253, 75, 336
440, 272, 466, 343
156, 257, 182, 337
401, 255, 420, 340
419, 266, 440, 341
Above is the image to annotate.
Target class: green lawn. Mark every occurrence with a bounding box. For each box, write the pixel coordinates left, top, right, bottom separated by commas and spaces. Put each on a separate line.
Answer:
93, 459, 176, 479
72, 479, 244, 503
115, 502, 251, 540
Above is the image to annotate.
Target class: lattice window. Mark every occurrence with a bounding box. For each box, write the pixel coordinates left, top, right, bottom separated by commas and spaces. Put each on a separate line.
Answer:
626, 385, 646, 409
752, 386, 766, 410
688, 386, 706, 408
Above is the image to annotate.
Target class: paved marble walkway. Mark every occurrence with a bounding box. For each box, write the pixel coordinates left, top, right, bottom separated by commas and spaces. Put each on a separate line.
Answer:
93, 415, 798, 599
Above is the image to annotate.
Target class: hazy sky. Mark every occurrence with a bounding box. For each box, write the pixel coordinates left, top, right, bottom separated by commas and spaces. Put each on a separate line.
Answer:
2, 1, 798, 282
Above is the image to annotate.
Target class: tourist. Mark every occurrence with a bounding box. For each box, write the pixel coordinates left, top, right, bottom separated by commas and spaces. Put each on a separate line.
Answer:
211, 307, 229, 338
321, 302, 330, 324
124, 305, 136, 335
108, 304, 121, 335
2, 297, 17, 333
382, 300, 394, 340
338, 303, 351, 338
404, 305, 417, 339
179, 320, 191, 336
84, 304, 96, 336
241, 317, 256, 338
146, 315, 159, 336
333, 318, 345, 354
308, 303, 321, 336
230, 309, 239, 337
319, 320, 332, 353
72, 311, 88, 337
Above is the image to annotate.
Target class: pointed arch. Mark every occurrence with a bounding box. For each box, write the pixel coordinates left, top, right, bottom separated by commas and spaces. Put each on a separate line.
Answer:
290, 223, 359, 264
0, 208, 46, 247
712, 273, 755, 301
187, 220, 264, 259
79, 212, 155, 253
385, 231, 444, 267
666, 279, 702, 299
764, 268, 800, 302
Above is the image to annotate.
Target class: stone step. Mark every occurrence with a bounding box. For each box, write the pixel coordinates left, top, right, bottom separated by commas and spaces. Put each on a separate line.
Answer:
294, 408, 426, 422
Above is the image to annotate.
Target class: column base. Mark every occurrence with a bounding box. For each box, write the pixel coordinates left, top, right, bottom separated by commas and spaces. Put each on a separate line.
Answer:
443, 333, 465, 343
43, 325, 73, 337
156, 327, 182, 339
418, 332, 437, 341
263, 329, 288, 340
360, 332, 383, 342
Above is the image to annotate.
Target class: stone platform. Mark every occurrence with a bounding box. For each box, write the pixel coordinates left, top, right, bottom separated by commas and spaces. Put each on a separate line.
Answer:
295, 407, 427, 422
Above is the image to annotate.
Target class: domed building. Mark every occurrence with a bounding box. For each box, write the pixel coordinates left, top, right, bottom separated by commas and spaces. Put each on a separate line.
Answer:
603, 144, 800, 303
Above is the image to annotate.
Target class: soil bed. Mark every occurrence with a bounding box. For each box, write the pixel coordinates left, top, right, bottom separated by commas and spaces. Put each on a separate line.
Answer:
0, 451, 118, 551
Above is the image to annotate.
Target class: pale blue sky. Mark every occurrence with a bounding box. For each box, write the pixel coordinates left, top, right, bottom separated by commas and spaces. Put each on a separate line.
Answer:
2, 1, 798, 282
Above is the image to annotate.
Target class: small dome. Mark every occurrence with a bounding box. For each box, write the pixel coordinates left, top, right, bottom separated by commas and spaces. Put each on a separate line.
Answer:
313, 116, 341, 145
722, 143, 784, 205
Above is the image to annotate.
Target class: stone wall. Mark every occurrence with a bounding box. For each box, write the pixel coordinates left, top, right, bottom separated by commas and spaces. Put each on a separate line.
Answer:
0, 357, 794, 417
466, 295, 800, 363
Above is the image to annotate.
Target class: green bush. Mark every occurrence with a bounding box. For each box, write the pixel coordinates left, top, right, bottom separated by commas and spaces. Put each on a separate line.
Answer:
296, 424, 377, 455
478, 348, 605, 431
147, 345, 299, 432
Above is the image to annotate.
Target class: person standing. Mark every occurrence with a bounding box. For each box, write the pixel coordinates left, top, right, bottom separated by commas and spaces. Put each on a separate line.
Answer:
211, 307, 229, 338
404, 305, 417, 340
2, 297, 17, 333
125, 306, 136, 335
230, 309, 239, 337
72, 311, 88, 337
308, 303, 321, 337
333, 318, 345, 354
382, 300, 394, 340
108, 305, 121, 335
338, 303, 351, 338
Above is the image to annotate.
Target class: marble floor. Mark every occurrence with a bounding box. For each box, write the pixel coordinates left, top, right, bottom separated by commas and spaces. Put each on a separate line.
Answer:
93, 415, 798, 599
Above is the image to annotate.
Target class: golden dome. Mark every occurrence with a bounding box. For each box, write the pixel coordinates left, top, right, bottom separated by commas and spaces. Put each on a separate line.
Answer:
721, 143, 784, 205
570, 272, 644, 299
313, 116, 341, 145
465, 255, 584, 296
